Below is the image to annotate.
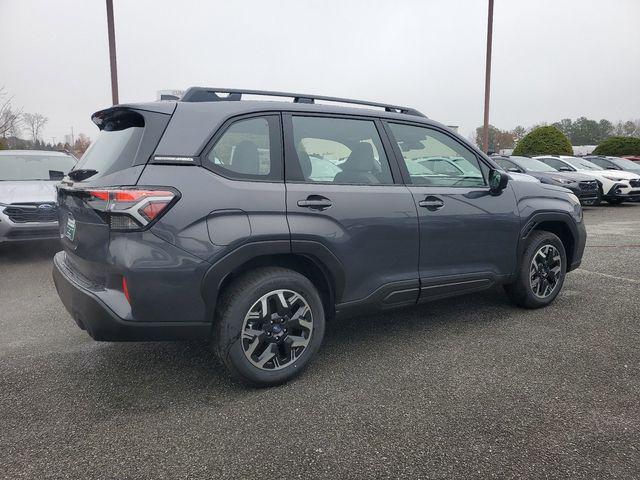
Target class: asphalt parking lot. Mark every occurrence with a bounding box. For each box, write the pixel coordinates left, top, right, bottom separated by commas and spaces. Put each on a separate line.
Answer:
1, 205, 639, 480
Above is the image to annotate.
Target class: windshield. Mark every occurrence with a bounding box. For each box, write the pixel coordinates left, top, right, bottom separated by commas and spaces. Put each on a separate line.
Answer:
563, 157, 603, 171
512, 157, 557, 172
0, 154, 76, 181
610, 157, 640, 170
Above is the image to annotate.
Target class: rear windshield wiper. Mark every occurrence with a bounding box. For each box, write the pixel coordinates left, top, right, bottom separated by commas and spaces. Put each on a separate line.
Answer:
68, 169, 98, 181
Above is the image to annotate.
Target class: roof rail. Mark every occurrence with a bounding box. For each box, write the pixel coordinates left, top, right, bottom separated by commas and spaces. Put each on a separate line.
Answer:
180, 87, 426, 117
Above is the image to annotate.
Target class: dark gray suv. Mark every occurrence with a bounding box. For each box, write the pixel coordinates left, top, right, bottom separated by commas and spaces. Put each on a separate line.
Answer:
53, 88, 586, 386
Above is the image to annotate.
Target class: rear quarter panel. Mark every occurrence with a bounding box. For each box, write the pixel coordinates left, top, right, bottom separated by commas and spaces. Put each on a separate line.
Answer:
137, 165, 289, 263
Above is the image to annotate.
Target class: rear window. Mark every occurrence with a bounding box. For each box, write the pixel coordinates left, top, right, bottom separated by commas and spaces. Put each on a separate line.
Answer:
75, 110, 145, 179
72, 108, 170, 180
74, 127, 144, 178
0, 154, 76, 181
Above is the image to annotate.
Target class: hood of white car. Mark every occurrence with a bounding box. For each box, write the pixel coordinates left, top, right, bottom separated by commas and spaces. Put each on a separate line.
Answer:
0, 181, 58, 205
585, 169, 640, 180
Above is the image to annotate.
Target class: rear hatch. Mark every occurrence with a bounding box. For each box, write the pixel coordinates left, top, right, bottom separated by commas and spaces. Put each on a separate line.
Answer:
57, 104, 175, 287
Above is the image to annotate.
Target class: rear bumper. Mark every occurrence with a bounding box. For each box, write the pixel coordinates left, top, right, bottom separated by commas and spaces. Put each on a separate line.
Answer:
52, 251, 211, 341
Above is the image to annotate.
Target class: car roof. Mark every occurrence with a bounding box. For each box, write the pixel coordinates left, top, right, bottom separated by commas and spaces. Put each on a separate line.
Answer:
0, 150, 72, 157
122, 99, 454, 157
119, 98, 431, 121
535, 155, 575, 160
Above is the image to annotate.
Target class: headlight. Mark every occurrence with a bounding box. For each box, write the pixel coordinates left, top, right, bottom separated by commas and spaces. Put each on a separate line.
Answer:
567, 194, 583, 222
602, 175, 627, 181
551, 177, 574, 185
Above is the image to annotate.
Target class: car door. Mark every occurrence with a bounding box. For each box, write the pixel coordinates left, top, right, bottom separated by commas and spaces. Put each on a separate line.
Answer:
383, 121, 521, 301
283, 113, 420, 312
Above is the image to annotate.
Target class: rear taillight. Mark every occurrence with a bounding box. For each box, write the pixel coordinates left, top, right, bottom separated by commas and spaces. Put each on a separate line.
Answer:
84, 187, 178, 231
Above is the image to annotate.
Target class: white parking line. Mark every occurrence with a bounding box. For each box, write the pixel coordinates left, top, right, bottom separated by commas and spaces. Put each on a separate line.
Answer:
575, 268, 640, 284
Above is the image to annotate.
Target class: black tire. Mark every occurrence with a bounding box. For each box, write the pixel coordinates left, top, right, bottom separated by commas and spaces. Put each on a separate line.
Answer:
504, 231, 567, 309
213, 267, 325, 387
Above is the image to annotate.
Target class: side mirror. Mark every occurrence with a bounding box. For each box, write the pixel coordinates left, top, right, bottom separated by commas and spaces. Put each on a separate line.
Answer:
489, 169, 509, 194
606, 166, 620, 170
507, 167, 521, 173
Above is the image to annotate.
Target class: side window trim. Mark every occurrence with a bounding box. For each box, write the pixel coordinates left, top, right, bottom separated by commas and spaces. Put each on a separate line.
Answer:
199, 112, 284, 183
382, 120, 490, 187
282, 112, 403, 185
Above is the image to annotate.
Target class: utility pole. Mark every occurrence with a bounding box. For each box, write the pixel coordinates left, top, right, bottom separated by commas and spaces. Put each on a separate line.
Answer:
482, 0, 494, 153
106, 0, 119, 105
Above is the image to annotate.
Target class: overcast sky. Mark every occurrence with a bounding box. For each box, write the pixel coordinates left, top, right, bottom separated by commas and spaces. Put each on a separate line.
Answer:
1, 0, 639, 143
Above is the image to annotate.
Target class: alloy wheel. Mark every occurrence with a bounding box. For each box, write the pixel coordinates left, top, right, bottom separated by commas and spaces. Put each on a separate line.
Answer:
529, 244, 562, 298
241, 289, 313, 371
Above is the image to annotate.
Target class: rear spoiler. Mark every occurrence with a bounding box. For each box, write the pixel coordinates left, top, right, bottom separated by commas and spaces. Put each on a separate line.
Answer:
91, 103, 176, 130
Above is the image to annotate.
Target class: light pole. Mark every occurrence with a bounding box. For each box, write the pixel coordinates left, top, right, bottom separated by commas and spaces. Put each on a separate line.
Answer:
482, 0, 494, 153
106, 0, 119, 105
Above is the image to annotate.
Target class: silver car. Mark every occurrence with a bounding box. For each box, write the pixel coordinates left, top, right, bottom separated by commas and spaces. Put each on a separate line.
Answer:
0, 150, 76, 243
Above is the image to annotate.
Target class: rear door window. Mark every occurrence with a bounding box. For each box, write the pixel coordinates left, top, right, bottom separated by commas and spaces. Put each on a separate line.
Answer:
290, 116, 394, 185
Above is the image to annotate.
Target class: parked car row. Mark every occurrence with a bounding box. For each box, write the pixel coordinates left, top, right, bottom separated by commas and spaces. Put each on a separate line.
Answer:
492, 154, 640, 205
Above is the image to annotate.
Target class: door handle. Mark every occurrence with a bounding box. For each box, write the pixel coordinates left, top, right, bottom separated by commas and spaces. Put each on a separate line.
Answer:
418, 196, 445, 211
297, 195, 333, 210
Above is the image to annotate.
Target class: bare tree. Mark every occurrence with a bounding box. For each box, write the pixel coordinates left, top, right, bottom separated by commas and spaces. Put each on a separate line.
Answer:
23, 112, 48, 142
73, 133, 91, 157
0, 87, 22, 138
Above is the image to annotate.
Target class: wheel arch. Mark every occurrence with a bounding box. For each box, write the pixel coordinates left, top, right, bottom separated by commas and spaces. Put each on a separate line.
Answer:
519, 212, 582, 272
201, 241, 344, 322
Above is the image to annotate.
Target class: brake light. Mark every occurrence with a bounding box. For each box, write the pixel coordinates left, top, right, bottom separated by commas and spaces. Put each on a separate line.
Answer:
84, 187, 178, 231
89, 190, 110, 201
